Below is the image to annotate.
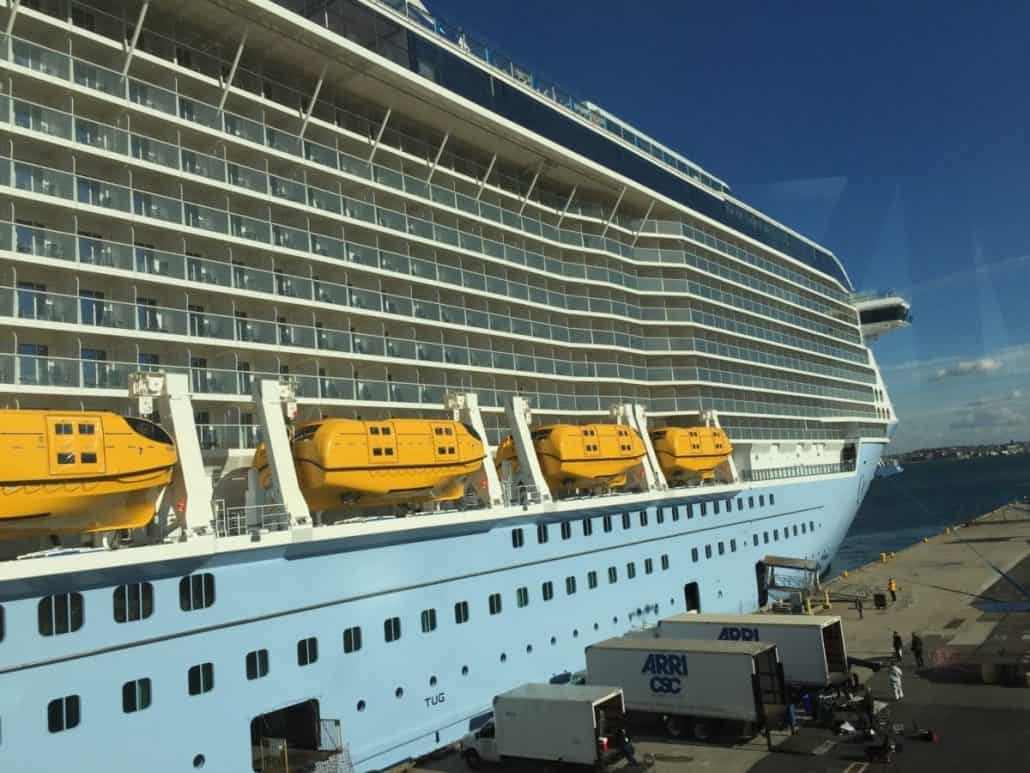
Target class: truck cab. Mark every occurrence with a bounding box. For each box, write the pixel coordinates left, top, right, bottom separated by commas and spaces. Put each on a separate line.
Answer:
461, 721, 499, 766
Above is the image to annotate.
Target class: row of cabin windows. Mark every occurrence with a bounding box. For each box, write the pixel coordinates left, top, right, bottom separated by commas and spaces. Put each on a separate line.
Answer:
751, 520, 818, 547
515, 493, 779, 547
34, 574, 215, 637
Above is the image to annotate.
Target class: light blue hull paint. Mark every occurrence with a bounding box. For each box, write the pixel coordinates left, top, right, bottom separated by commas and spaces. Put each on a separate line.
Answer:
0, 442, 880, 772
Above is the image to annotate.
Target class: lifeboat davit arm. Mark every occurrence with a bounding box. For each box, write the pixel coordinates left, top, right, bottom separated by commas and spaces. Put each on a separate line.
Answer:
502, 396, 553, 504
252, 379, 312, 536
613, 403, 666, 492
448, 392, 504, 508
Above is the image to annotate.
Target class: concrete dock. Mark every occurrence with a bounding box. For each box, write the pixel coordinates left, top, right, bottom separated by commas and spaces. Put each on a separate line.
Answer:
407, 503, 1030, 773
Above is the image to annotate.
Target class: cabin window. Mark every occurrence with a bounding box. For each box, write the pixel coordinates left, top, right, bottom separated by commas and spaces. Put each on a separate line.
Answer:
730, 539, 738, 552
454, 602, 469, 624
691, 547, 699, 562
384, 617, 401, 643
602, 515, 612, 532
511, 528, 524, 548
560, 522, 572, 540
686, 504, 694, 519
541, 581, 554, 601
122, 678, 152, 713
801, 523, 807, 534
770, 494, 776, 505
179, 574, 215, 611
621, 513, 631, 529
565, 576, 577, 595
246, 649, 269, 680
516, 587, 529, 608
810, 521, 816, 531
700, 502, 707, 517
187, 663, 214, 695
607, 566, 618, 584
737, 498, 744, 510
639, 511, 648, 527
773, 529, 780, 541
536, 523, 548, 544
705, 545, 713, 559
749, 496, 755, 508
582, 518, 593, 536
626, 562, 636, 579
793, 525, 799, 537
713, 501, 720, 515
47, 695, 80, 732
753, 533, 759, 546
671, 505, 680, 522
343, 626, 362, 652
644, 558, 654, 575
56, 453, 75, 465
660, 554, 670, 570
726, 499, 733, 512
759, 495, 766, 507
783, 527, 790, 541
587, 571, 598, 589
763, 531, 770, 544
657, 507, 667, 524
297, 637, 318, 666
718, 542, 725, 556
113, 582, 154, 623
38, 593, 84, 636
78, 424, 95, 435
488, 593, 502, 615
421, 608, 437, 632
0, 604, 4, 641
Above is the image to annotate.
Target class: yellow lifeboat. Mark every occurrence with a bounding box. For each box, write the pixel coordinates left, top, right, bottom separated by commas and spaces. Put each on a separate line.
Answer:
0, 411, 177, 540
650, 426, 733, 484
254, 418, 486, 510
495, 423, 646, 494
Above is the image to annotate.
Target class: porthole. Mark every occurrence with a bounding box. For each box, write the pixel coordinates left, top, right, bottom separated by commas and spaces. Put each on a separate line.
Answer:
499, 653, 507, 663
669, 597, 675, 606
461, 665, 469, 676
593, 622, 599, 631
526, 644, 533, 654
357, 700, 366, 712
549, 636, 557, 646
612, 616, 618, 624
192, 755, 205, 769
395, 687, 403, 699
429, 675, 438, 687
573, 629, 579, 638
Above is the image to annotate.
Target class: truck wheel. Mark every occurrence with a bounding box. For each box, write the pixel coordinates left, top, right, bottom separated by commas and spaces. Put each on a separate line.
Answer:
664, 714, 688, 738
462, 750, 483, 770
690, 719, 713, 742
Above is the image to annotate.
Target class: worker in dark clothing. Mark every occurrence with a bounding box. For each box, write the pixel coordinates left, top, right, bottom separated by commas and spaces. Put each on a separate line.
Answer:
892, 630, 903, 662
856, 597, 864, 619
911, 633, 925, 668
863, 688, 876, 728
618, 728, 639, 767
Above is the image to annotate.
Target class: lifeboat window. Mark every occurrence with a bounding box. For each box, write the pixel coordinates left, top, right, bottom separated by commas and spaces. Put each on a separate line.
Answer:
444, 427, 453, 436
369, 427, 380, 435
421, 608, 437, 632
343, 626, 363, 653
644, 558, 654, 575
77, 424, 95, 435
488, 593, 502, 615
434, 427, 443, 435
437, 447, 446, 455
55, 423, 73, 435
384, 617, 401, 643
587, 571, 598, 589
639, 511, 648, 527
47, 695, 80, 733
454, 602, 470, 624
731, 539, 738, 552
560, 522, 571, 540
661, 554, 670, 570
294, 424, 321, 442
565, 576, 577, 595
626, 562, 636, 579
245, 649, 269, 680
81, 453, 98, 464
297, 637, 319, 666
113, 582, 154, 623
381, 427, 391, 436
38, 593, 84, 636
581, 518, 593, 537
384, 448, 394, 456
621, 513, 631, 530
516, 587, 529, 608
56, 453, 75, 465
122, 678, 152, 713
705, 545, 713, 559
448, 446, 455, 454
511, 528, 524, 548
179, 573, 215, 612
602, 515, 612, 532
187, 663, 214, 695
373, 448, 383, 456
607, 566, 618, 584
124, 417, 173, 445
536, 523, 548, 544
691, 548, 699, 563
542, 581, 554, 601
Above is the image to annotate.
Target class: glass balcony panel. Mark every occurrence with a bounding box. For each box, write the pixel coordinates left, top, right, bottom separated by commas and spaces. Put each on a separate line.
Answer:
413, 300, 440, 321
346, 243, 378, 267
410, 257, 437, 280
443, 346, 469, 365
224, 112, 265, 144
385, 338, 416, 359
12, 39, 70, 79
304, 140, 338, 169
233, 264, 275, 294
339, 152, 371, 178
376, 208, 406, 232
349, 287, 382, 312
134, 191, 182, 223
500, 209, 521, 229
136, 247, 184, 278
478, 202, 500, 223
185, 203, 228, 234
79, 297, 134, 329
314, 280, 348, 306
383, 295, 412, 316
269, 175, 306, 204
463, 272, 486, 292
73, 60, 123, 95
380, 252, 409, 274
275, 273, 312, 299
307, 186, 341, 214
388, 381, 417, 403
407, 216, 434, 240
74, 117, 128, 154
81, 360, 138, 390
510, 318, 531, 337
455, 193, 478, 215
272, 224, 308, 251
179, 97, 221, 130
355, 380, 388, 402
77, 178, 131, 211
352, 333, 385, 357
311, 233, 345, 259
342, 197, 375, 222
417, 342, 443, 362
439, 304, 465, 325
492, 352, 515, 370
430, 185, 456, 208
187, 257, 231, 287
14, 101, 71, 139
278, 323, 315, 348
482, 237, 505, 259
15, 225, 72, 260
459, 232, 482, 252
190, 311, 234, 340
136, 304, 187, 335
224, 162, 266, 193
318, 375, 353, 400
128, 80, 177, 114
15, 162, 73, 199
404, 176, 429, 199
131, 135, 179, 168
525, 252, 545, 271
181, 149, 226, 182
17, 355, 78, 387
266, 127, 301, 155
373, 165, 403, 190
230, 214, 270, 242
79, 236, 131, 269
291, 374, 321, 399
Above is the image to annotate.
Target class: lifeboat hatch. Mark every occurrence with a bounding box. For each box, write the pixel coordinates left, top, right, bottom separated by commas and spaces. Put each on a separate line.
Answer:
366, 422, 397, 465
46, 415, 106, 476
430, 422, 457, 462
250, 699, 345, 772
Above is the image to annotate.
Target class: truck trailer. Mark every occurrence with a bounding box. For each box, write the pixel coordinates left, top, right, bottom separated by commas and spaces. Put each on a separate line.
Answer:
657, 613, 849, 688
459, 683, 626, 768
584, 637, 787, 740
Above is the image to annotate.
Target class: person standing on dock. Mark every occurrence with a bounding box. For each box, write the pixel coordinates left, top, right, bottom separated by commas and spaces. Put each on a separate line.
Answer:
888, 662, 904, 700
887, 577, 898, 602
892, 631, 903, 662
911, 633, 925, 668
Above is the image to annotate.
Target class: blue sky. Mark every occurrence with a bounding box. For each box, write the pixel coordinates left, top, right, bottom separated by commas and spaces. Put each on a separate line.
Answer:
431, 0, 1030, 452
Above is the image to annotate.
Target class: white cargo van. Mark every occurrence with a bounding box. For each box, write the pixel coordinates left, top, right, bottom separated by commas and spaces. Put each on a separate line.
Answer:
585, 636, 787, 740
657, 613, 849, 687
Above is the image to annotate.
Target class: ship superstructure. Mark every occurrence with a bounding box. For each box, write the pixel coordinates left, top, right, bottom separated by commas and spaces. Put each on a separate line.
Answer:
0, 1, 902, 771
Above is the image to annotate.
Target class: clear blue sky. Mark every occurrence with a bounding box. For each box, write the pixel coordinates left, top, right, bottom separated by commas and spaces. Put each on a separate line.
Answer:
431, 0, 1030, 452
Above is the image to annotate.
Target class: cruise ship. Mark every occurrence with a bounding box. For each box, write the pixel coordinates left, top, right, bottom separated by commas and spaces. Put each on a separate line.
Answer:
0, 1, 912, 771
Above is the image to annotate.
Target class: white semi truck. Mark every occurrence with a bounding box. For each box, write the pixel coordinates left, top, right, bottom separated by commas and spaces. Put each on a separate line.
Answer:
459, 683, 626, 768
584, 637, 787, 740
657, 613, 849, 688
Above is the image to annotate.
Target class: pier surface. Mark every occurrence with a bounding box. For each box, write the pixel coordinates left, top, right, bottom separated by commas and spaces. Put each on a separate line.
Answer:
407, 503, 1030, 773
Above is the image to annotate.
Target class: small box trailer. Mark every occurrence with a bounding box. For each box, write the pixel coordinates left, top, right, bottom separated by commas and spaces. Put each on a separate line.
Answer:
584, 637, 787, 740
657, 613, 849, 688
460, 683, 626, 768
